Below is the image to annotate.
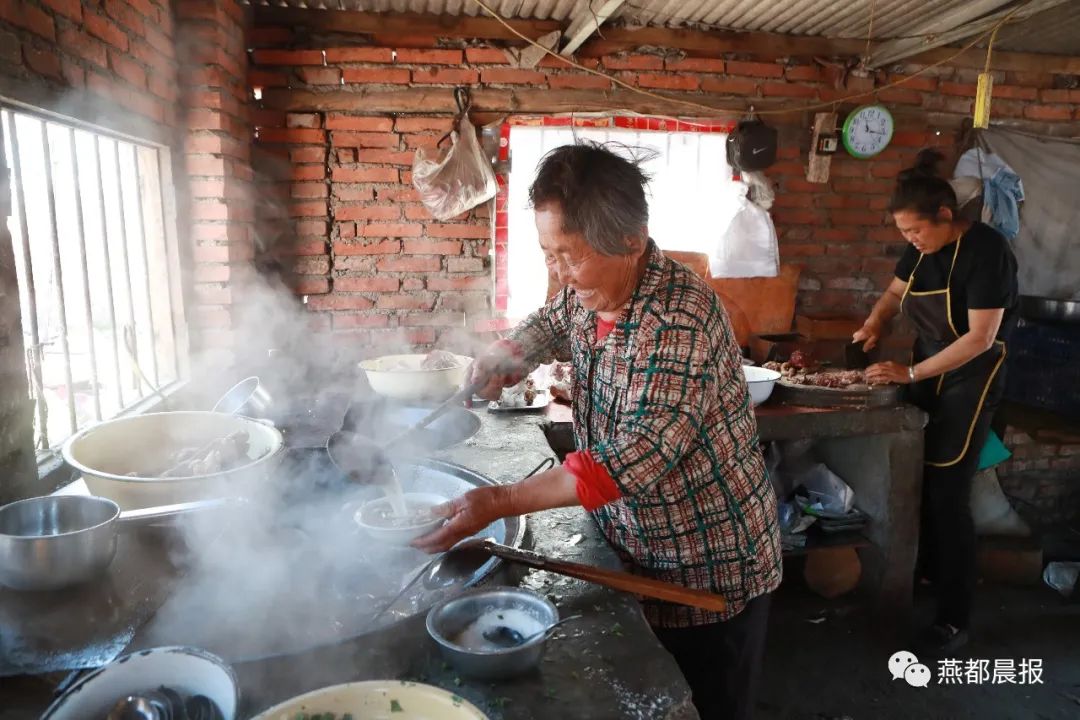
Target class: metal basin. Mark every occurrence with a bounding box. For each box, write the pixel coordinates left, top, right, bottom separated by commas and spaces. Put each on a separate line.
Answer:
1020, 296, 1080, 325
341, 398, 481, 453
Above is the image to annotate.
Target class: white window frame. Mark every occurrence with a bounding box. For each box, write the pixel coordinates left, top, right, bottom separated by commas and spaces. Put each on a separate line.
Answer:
1, 101, 188, 457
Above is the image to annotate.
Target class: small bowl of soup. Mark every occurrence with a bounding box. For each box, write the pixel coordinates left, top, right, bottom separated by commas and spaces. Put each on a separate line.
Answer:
354, 492, 447, 546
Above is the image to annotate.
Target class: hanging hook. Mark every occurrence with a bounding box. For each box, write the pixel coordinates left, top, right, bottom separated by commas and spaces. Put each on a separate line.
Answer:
437, 87, 474, 149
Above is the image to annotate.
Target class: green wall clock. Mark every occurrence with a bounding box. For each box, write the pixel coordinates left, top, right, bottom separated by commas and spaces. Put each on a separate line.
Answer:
841, 104, 894, 159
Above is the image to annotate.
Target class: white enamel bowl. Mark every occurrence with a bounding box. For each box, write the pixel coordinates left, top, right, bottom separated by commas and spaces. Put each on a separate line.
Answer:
742, 366, 781, 406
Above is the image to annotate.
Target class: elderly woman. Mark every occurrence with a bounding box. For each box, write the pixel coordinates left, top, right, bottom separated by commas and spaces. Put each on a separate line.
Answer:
416, 143, 782, 720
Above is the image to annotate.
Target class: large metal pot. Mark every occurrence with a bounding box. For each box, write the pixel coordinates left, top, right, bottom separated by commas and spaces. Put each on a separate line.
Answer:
62, 412, 284, 510
1019, 296, 1080, 324
0, 495, 238, 591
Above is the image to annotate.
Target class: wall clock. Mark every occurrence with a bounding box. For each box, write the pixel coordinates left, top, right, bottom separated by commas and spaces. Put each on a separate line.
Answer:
841, 104, 894, 159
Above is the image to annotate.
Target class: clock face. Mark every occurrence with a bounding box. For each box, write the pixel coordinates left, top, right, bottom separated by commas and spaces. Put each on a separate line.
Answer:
842, 105, 894, 159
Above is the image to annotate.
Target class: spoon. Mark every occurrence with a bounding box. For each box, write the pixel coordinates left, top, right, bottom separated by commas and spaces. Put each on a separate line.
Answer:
107, 696, 159, 720
482, 614, 584, 648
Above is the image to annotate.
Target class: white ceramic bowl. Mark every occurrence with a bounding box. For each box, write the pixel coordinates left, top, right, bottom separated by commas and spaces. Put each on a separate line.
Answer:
250, 680, 488, 720
360, 353, 472, 402
42, 646, 238, 720
354, 492, 448, 546
62, 411, 284, 510
742, 366, 781, 406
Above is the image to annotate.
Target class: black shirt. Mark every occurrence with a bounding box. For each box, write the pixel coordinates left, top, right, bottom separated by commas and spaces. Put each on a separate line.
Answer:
894, 222, 1019, 341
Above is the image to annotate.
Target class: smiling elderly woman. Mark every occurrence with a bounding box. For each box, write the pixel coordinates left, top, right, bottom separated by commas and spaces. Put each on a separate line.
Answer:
415, 143, 782, 720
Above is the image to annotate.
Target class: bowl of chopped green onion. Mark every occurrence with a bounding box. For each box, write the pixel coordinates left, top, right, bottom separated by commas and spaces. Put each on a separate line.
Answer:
248, 680, 489, 720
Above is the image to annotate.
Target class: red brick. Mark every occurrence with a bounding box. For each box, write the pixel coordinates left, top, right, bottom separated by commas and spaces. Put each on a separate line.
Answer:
56, 28, 105, 68
990, 85, 1038, 101
636, 74, 699, 91
290, 147, 326, 164
290, 277, 329, 295
253, 49, 324, 65
192, 244, 231, 263
890, 131, 932, 147
334, 186, 376, 202
360, 222, 422, 237
1040, 89, 1080, 103
877, 88, 924, 105
324, 47, 394, 63
401, 133, 440, 150
307, 294, 375, 311
334, 239, 401, 256
331, 167, 399, 183
290, 201, 328, 217
465, 47, 512, 64
828, 210, 887, 226
299, 67, 341, 85
338, 222, 356, 238
249, 27, 292, 47
664, 57, 725, 73
336, 148, 357, 163
784, 65, 823, 82
84, 12, 128, 51
342, 67, 410, 84
0, 2, 55, 40
402, 311, 466, 327
403, 205, 433, 220
109, 50, 147, 88
813, 228, 860, 243
248, 69, 288, 88
335, 205, 400, 221
24, 44, 62, 78
334, 313, 390, 329
394, 117, 454, 132
325, 114, 394, 131
701, 77, 758, 96
403, 239, 462, 254
548, 74, 612, 90
395, 48, 462, 65
331, 132, 399, 149
291, 183, 328, 199
106, 0, 145, 33
412, 68, 479, 84
726, 61, 783, 78
447, 257, 485, 273
870, 161, 905, 179
186, 156, 227, 176
480, 68, 547, 85
427, 276, 489, 291
295, 220, 328, 236
939, 82, 977, 97
360, 149, 415, 165
258, 128, 325, 144
378, 256, 441, 272
42, 0, 82, 22
380, 186, 421, 202
761, 82, 817, 98
376, 294, 436, 310
601, 54, 663, 71
286, 113, 321, 129
335, 276, 400, 293
402, 279, 425, 291
1024, 105, 1072, 121
427, 224, 490, 239
60, 57, 84, 87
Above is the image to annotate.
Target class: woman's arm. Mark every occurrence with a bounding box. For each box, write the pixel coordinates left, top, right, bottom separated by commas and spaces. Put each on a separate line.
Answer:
865, 308, 1004, 385
853, 277, 908, 351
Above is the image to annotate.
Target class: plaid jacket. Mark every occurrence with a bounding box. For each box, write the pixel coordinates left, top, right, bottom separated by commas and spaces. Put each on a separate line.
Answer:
510, 241, 782, 627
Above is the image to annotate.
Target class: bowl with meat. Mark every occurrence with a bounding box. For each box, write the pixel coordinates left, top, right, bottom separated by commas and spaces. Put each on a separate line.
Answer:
62, 411, 284, 510
742, 366, 782, 406
359, 350, 473, 401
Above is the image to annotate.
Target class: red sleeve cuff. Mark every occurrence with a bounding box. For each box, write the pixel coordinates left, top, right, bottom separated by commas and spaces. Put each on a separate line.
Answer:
564, 450, 622, 511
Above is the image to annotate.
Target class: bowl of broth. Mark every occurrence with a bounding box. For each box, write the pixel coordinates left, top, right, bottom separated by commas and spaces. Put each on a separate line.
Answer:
354, 492, 447, 546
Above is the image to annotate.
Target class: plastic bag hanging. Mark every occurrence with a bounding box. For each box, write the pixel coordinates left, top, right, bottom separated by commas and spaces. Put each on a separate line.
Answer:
411, 89, 497, 220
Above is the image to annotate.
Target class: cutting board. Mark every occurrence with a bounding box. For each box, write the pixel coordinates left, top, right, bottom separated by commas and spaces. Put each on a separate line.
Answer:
773, 379, 902, 408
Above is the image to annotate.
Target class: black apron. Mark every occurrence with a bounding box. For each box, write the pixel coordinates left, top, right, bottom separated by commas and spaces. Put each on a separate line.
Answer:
900, 236, 1007, 468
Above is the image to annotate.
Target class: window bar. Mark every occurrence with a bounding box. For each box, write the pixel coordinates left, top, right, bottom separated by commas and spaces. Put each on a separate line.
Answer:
4, 110, 49, 449
130, 149, 159, 386
93, 135, 126, 411
40, 120, 78, 435
110, 139, 140, 396
68, 128, 102, 421
155, 149, 181, 379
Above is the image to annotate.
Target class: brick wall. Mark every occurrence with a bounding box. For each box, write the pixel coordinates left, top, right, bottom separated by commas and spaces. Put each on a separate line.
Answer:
998, 427, 1080, 527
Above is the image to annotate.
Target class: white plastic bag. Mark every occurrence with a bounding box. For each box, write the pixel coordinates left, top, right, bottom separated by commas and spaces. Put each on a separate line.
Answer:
709, 180, 779, 278
794, 463, 855, 515
412, 115, 497, 220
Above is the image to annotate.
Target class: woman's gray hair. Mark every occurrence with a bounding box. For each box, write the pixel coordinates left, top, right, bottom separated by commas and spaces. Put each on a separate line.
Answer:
528, 141, 653, 256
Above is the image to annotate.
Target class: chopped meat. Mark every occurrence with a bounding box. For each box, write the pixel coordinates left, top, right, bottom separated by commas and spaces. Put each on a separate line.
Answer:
787, 350, 818, 371
783, 369, 867, 389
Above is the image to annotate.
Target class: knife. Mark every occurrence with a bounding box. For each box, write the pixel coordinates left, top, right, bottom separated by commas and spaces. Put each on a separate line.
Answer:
844, 341, 870, 370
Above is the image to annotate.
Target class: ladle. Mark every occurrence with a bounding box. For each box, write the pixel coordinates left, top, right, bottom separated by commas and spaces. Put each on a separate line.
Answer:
481, 614, 583, 648
424, 538, 728, 613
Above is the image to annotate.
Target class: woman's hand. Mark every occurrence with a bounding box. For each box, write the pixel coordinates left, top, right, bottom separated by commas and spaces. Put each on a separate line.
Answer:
865, 361, 912, 385
852, 318, 883, 352
412, 485, 513, 554
471, 341, 526, 400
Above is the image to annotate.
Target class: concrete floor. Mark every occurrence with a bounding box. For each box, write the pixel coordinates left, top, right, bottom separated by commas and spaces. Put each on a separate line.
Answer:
759, 567, 1080, 720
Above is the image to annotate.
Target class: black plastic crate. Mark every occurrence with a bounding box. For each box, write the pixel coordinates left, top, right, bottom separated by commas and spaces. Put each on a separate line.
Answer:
1004, 319, 1080, 419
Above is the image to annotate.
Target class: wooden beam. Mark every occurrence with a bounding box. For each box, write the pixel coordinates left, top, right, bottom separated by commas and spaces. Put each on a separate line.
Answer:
577, 25, 869, 59
561, 0, 627, 57
869, 0, 1072, 68
252, 7, 562, 42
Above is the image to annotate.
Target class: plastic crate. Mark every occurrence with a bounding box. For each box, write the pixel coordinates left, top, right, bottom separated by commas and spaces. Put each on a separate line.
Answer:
1004, 319, 1080, 419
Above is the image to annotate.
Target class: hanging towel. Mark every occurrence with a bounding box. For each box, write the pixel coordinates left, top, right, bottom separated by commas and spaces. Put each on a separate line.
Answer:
983, 167, 1024, 240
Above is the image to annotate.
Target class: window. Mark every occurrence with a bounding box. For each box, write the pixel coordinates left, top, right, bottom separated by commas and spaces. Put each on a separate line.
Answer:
1, 105, 187, 453
503, 122, 742, 318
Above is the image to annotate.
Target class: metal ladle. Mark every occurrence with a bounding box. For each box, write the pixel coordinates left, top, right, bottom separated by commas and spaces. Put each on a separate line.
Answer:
482, 614, 584, 648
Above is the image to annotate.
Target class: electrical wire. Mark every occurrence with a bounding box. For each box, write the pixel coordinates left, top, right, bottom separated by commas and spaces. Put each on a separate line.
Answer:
465, 0, 1036, 118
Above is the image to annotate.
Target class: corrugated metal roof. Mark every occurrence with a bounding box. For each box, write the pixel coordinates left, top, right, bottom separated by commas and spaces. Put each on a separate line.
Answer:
248, 0, 1080, 57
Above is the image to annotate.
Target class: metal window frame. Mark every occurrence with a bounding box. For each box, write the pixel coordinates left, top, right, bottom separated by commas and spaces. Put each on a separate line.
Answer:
0, 100, 189, 465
